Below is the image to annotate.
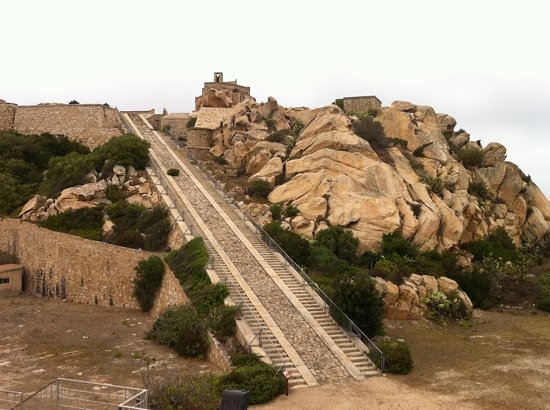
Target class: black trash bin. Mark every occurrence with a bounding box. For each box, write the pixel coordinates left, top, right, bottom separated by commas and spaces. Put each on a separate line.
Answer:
220, 389, 248, 410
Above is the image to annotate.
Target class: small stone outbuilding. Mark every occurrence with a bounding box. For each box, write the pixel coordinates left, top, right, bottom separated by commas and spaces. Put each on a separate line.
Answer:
0, 264, 23, 297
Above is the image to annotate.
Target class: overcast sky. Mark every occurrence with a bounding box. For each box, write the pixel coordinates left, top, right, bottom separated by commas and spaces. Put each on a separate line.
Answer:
2, 0, 549, 196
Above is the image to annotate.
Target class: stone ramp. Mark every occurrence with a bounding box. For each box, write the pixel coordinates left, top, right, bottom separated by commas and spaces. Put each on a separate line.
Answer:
125, 113, 379, 387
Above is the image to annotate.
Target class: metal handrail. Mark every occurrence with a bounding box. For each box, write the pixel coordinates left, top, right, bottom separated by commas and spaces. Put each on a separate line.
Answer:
179, 138, 387, 372
127, 114, 289, 372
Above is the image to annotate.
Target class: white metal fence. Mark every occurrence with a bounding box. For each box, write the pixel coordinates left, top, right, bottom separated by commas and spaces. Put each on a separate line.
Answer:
2, 379, 147, 410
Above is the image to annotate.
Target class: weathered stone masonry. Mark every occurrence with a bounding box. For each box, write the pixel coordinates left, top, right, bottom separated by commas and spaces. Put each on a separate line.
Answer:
0, 100, 124, 149
0, 219, 186, 315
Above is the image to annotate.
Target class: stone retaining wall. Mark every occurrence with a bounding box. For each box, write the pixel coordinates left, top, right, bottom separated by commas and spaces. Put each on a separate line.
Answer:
186, 127, 213, 148
0, 219, 185, 316
0, 101, 124, 149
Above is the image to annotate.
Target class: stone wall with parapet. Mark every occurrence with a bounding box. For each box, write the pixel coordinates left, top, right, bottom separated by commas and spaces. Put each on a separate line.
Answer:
186, 127, 213, 149
0, 218, 186, 316
9, 104, 124, 149
343, 96, 382, 114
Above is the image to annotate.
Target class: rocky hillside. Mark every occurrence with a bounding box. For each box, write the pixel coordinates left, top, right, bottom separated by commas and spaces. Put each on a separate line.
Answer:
206, 97, 550, 253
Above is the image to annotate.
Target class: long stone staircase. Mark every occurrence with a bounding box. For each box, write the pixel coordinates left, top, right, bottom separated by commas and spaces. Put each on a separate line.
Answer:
124, 113, 380, 388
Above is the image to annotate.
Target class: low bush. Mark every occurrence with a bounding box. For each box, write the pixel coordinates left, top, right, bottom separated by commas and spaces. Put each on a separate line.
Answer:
147, 304, 209, 358
91, 134, 150, 170
412, 142, 433, 157
381, 231, 418, 259
40, 152, 95, 197
105, 202, 171, 251
206, 305, 240, 341
191, 283, 229, 316
331, 275, 385, 338
165, 238, 210, 294
167, 168, 180, 176
448, 268, 496, 309
461, 227, 519, 262
263, 221, 312, 267
376, 340, 413, 374
284, 205, 299, 217
133, 256, 165, 312
457, 147, 484, 168
269, 204, 282, 220
535, 272, 550, 312
420, 174, 445, 197
468, 181, 490, 200
105, 184, 127, 203
333, 99, 344, 110
149, 374, 220, 410
314, 226, 359, 265
423, 291, 470, 325
42, 206, 104, 240
246, 180, 272, 198
218, 360, 285, 404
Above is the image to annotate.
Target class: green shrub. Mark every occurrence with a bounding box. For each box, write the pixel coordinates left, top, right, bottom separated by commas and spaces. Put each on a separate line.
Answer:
468, 181, 490, 200
230, 352, 263, 367
420, 174, 445, 197
269, 204, 282, 220
165, 238, 210, 294
263, 221, 311, 267
147, 304, 209, 357
352, 115, 389, 149
149, 374, 220, 410
382, 231, 418, 259
457, 147, 484, 168
218, 360, 285, 404
376, 340, 413, 374
289, 120, 304, 138
40, 153, 95, 197
42, 206, 104, 240
246, 180, 272, 198
535, 272, 550, 312
167, 168, 180, 176
448, 268, 496, 309
191, 283, 229, 316
105, 202, 170, 251
134, 256, 165, 312
333, 99, 344, 110
423, 291, 470, 325
105, 184, 127, 203
91, 134, 150, 170
412, 142, 433, 157
331, 275, 385, 337
206, 305, 240, 341
0, 173, 38, 216
314, 226, 359, 265
284, 205, 299, 218
389, 138, 408, 149
461, 227, 519, 262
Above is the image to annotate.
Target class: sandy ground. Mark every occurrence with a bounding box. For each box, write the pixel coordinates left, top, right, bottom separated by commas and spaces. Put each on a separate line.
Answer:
0, 296, 221, 393
1, 296, 548, 409
258, 308, 550, 410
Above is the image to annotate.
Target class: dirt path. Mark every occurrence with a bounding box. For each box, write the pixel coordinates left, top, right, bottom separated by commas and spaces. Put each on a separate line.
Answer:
0, 296, 221, 393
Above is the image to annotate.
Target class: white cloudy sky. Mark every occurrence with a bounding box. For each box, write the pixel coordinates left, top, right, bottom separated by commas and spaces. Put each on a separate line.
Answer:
2, 0, 549, 195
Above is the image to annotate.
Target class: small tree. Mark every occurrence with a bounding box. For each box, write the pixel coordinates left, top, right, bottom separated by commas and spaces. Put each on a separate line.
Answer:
134, 256, 165, 312
331, 275, 385, 337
